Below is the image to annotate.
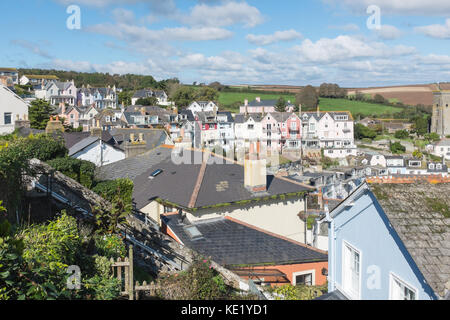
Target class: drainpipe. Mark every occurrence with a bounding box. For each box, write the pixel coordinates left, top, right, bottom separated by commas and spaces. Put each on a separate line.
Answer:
304, 194, 307, 244
325, 206, 335, 292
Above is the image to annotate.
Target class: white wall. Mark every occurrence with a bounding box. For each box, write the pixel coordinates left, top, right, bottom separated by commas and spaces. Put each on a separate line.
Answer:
72, 141, 125, 166
143, 197, 308, 244
0, 85, 29, 135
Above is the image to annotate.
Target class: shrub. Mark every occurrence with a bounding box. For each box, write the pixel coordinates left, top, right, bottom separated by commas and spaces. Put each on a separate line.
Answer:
92, 179, 134, 209
47, 157, 96, 188
94, 234, 126, 260
390, 141, 406, 154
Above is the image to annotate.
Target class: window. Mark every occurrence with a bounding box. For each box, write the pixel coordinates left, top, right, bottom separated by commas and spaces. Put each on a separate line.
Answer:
248, 124, 254, 130
291, 122, 297, 130
163, 206, 173, 214
342, 242, 361, 299
293, 270, 315, 286
296, 274, 312, 286
390, 274, 417, 300
4, 113, 12, 125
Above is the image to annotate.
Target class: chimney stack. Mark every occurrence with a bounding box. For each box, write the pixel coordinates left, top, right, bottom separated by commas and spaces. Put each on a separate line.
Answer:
256, 97, 261, 103
244, 141, 267, 193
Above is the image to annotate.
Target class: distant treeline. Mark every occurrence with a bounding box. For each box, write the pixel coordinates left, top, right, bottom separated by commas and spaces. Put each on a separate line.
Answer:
18, 68, 180, 91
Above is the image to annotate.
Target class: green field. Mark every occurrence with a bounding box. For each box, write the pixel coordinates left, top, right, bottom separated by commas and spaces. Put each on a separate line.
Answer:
218, 91, 404, 116
318, 98, 403, 116
218, 92, 296, 110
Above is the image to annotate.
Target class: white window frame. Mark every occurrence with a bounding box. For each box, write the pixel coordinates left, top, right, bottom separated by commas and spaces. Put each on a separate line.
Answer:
389, 273, 418, 300
293, 269, 316, 286
342, 240, 362, 300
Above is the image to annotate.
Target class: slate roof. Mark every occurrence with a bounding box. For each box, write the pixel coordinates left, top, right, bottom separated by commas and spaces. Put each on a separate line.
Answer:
369, 182, 450, 299
234, 113, 263, 123
68, 131, 121, 156
97, 147, 312, 210
15, 127, 45, 138
178, 110, 195, 122
109, 128, 169, 152
96, 145, 174, 181
133, 89, 153, 99
315, 290, 348, 300
246, 99, 295, 108
301, 111, 353, 122
217, 111, 234, 123
163, 215, 327, 267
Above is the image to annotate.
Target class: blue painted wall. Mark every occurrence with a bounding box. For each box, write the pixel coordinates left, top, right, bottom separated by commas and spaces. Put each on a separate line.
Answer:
328, 188, 436, 300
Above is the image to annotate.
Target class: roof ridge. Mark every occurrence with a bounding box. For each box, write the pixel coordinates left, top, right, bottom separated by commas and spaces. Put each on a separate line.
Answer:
188, 152, 210, 208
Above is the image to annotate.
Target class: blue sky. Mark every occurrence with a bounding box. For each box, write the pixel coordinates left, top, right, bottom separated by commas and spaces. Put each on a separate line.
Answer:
2, 0, 450, 87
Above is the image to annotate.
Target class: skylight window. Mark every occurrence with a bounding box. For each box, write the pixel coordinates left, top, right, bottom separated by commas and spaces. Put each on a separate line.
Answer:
184, 225, 203, 240
149, 169, 163, 179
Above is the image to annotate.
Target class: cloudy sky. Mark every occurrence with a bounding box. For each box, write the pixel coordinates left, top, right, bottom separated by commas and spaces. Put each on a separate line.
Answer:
2, 0, 450, 87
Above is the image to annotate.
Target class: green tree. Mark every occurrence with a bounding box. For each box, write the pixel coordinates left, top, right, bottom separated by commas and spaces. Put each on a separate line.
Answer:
29, 99, 54, 130
412, 116, 429, 136
195, 87, 219, 102
354, 123, 377, 140
171, 86, 196, 108
296, 85, 319, 111
118, 91, 133, 106
390, 141, 406, 154
275, 97, 287, 112
135, 96, 158, 106
373, 94, 387, 104
394, 130, 410, 140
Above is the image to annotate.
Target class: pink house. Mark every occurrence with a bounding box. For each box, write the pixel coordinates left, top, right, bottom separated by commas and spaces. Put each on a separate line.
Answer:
261, 112, 302, 151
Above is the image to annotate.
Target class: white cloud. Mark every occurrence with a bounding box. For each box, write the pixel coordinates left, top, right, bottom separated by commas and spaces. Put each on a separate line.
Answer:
11, 40, 53, 59
293, 35, 414, 63
182, 1, 264, 28
246, 30, 302, 46
87, 23, 233, 42
415, 19, 450, 39
376, 25, 403, 40
329, 24, 360, 31
324, 0, 450, 15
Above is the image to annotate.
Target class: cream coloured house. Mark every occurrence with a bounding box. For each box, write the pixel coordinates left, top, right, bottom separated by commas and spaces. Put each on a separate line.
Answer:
97, 144, 314, 244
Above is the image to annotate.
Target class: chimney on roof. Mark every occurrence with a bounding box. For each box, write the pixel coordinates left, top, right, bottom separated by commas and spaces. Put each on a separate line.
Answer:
317, 105, 320, 117
256, 97, 261, 103
244, 99, 248, 106
45, 116, 65, 135
90, 119, 102, 138
124, 132, 147, 158
244, 141, 267, 193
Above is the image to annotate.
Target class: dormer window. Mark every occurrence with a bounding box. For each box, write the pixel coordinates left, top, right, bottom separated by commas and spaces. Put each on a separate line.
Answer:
429, 163, 435, 170
436, 164, 442, 170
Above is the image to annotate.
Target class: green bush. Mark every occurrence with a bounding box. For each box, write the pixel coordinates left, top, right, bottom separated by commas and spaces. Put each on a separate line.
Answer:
47, 157, 96, 188
390, 141, 406, 154
92, 179, 134, 209
94, 234, 126, 260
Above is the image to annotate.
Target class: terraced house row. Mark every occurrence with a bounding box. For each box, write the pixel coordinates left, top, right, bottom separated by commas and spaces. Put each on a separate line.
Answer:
172, 99, 356, 159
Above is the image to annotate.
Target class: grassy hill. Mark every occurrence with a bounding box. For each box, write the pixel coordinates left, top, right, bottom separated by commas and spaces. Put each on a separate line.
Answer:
318, 98, 403, 117
218, 91, 404, 116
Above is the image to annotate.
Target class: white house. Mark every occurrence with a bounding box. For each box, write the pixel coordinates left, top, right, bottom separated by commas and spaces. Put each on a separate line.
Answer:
187, 101, 218, 115
68, 134, 125, 167
432, 139, 450, 160
44, 80, 77, 106
0, 84, 29, 135
0, 68, 18, 85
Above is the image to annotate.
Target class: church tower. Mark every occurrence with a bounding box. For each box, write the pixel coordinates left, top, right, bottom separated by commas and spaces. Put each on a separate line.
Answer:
431, 84, 450, 137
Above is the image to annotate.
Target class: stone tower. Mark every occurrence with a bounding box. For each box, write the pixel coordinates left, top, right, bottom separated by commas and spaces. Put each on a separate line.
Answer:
431, 86, 450, 137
